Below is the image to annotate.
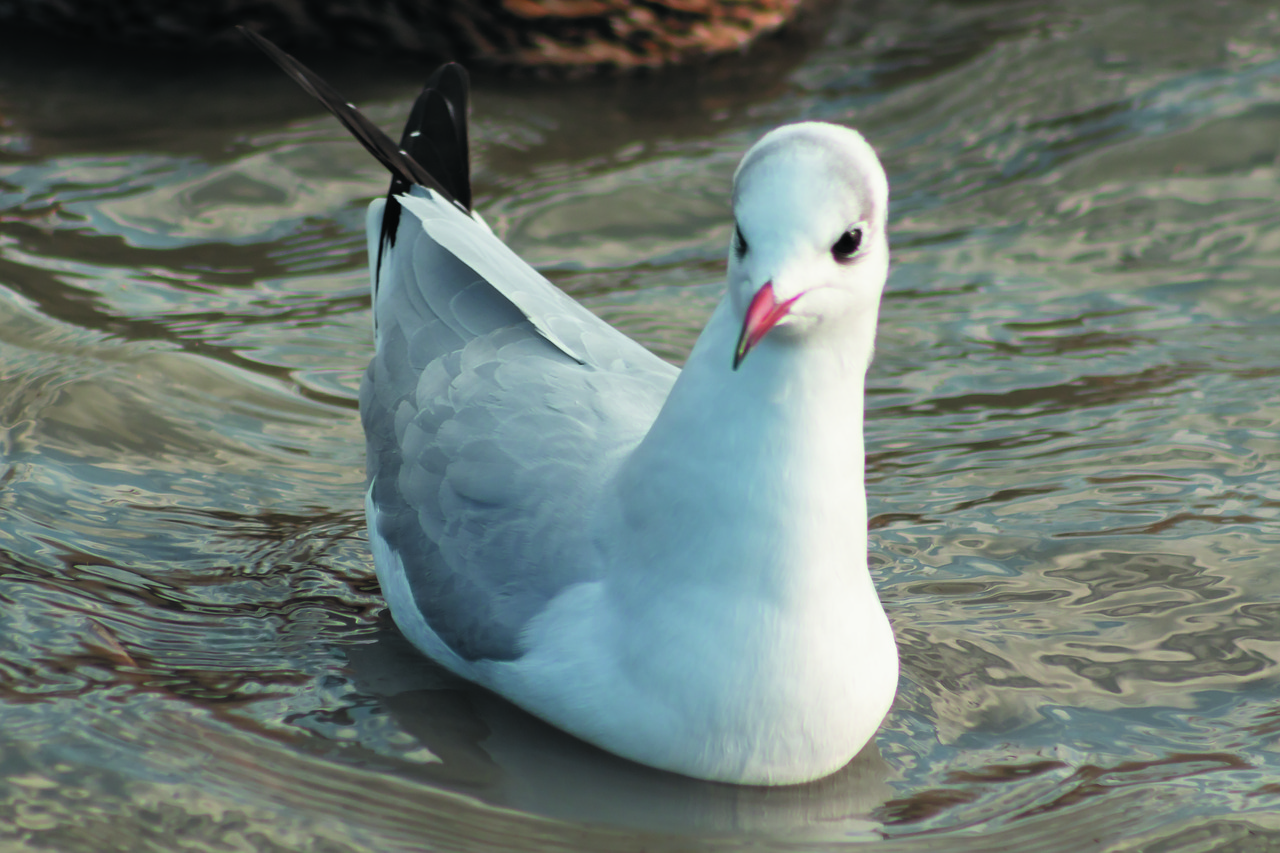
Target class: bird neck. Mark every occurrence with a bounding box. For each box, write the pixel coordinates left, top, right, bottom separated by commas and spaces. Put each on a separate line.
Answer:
600, 297, 877, 599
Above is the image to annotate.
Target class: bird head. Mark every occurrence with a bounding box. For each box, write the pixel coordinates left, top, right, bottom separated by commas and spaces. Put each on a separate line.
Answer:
727, 122, 890, 370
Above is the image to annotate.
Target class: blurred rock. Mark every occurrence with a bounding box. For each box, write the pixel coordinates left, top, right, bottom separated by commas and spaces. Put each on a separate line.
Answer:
0, 0, 809, 70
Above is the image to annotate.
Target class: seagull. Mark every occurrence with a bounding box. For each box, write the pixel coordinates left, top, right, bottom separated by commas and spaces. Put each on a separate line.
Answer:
243, 29, 898, 786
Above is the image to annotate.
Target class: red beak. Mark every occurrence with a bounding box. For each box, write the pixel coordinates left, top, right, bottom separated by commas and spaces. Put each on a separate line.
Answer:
733, 282, 799, 370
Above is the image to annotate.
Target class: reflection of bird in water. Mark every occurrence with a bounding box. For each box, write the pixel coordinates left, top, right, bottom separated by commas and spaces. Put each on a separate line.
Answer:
246, 28, 899, 785
344, 629, 895, 838
2, 0, 805, 70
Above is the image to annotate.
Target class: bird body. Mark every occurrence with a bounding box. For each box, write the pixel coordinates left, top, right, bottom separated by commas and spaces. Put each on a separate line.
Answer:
246, 30, 898, 785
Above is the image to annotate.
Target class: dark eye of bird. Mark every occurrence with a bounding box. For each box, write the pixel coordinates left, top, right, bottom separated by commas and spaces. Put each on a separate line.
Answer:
832, 228, 862, 261
734, 224, 748, 259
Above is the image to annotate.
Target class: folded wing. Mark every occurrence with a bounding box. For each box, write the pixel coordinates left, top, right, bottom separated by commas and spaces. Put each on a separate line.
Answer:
363, 189, 674, 661
243, 29, 677, 661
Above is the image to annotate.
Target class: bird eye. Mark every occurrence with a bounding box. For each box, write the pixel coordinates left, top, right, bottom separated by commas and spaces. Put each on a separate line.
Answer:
832, 228, 863, 262
733, 224, 749, 259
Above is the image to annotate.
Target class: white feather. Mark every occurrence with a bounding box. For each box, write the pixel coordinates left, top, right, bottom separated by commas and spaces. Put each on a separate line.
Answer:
363, 121, 898, 784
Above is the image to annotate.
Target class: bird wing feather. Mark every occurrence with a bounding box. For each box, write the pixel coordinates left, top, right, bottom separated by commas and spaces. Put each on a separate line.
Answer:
241, 27, 679, 664
362, 190, 676, 662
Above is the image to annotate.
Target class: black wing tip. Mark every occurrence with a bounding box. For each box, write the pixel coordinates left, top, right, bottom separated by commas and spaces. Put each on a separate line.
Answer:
238, 26, 461, 205
241, 27, 474, 288
406, 64, 473, 211
427, 62, 470, 89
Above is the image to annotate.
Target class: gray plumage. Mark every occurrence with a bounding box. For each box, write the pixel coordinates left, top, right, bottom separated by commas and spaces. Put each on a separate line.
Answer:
361, 189, 675, 660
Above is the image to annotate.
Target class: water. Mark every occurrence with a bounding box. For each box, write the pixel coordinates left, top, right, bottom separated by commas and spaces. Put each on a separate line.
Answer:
2, 0, 1280, 849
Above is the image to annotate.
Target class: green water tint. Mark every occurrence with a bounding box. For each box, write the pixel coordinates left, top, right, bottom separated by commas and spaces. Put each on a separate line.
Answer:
1, 0, 1280, 848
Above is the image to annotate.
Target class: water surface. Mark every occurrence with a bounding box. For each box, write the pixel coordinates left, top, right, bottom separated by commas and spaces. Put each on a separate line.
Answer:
2, 1, 1280, 849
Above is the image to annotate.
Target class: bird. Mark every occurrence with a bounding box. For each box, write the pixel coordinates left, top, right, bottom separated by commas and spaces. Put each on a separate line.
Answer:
243, 28, 898, 786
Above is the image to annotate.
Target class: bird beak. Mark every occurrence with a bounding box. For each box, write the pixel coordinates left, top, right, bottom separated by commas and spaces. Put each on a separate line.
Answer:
733, 281, 799, 370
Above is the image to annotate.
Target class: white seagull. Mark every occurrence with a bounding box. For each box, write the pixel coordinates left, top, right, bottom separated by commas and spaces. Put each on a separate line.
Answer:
245, 30, 898, 786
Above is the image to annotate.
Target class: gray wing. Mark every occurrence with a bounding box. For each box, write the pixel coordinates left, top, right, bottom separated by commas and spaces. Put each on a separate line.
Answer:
362, 187, 677, 662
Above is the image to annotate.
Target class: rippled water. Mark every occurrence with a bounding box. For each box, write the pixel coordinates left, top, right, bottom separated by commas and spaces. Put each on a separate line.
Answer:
2, 1, 1280, 849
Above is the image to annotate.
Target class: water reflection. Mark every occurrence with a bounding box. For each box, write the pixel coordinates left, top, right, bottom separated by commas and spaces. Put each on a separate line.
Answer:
3, 0, 1280, 849
346, 630, 893, 838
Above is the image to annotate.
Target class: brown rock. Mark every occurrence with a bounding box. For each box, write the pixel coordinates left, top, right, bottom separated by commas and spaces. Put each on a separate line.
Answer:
0, 0, 809, 70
